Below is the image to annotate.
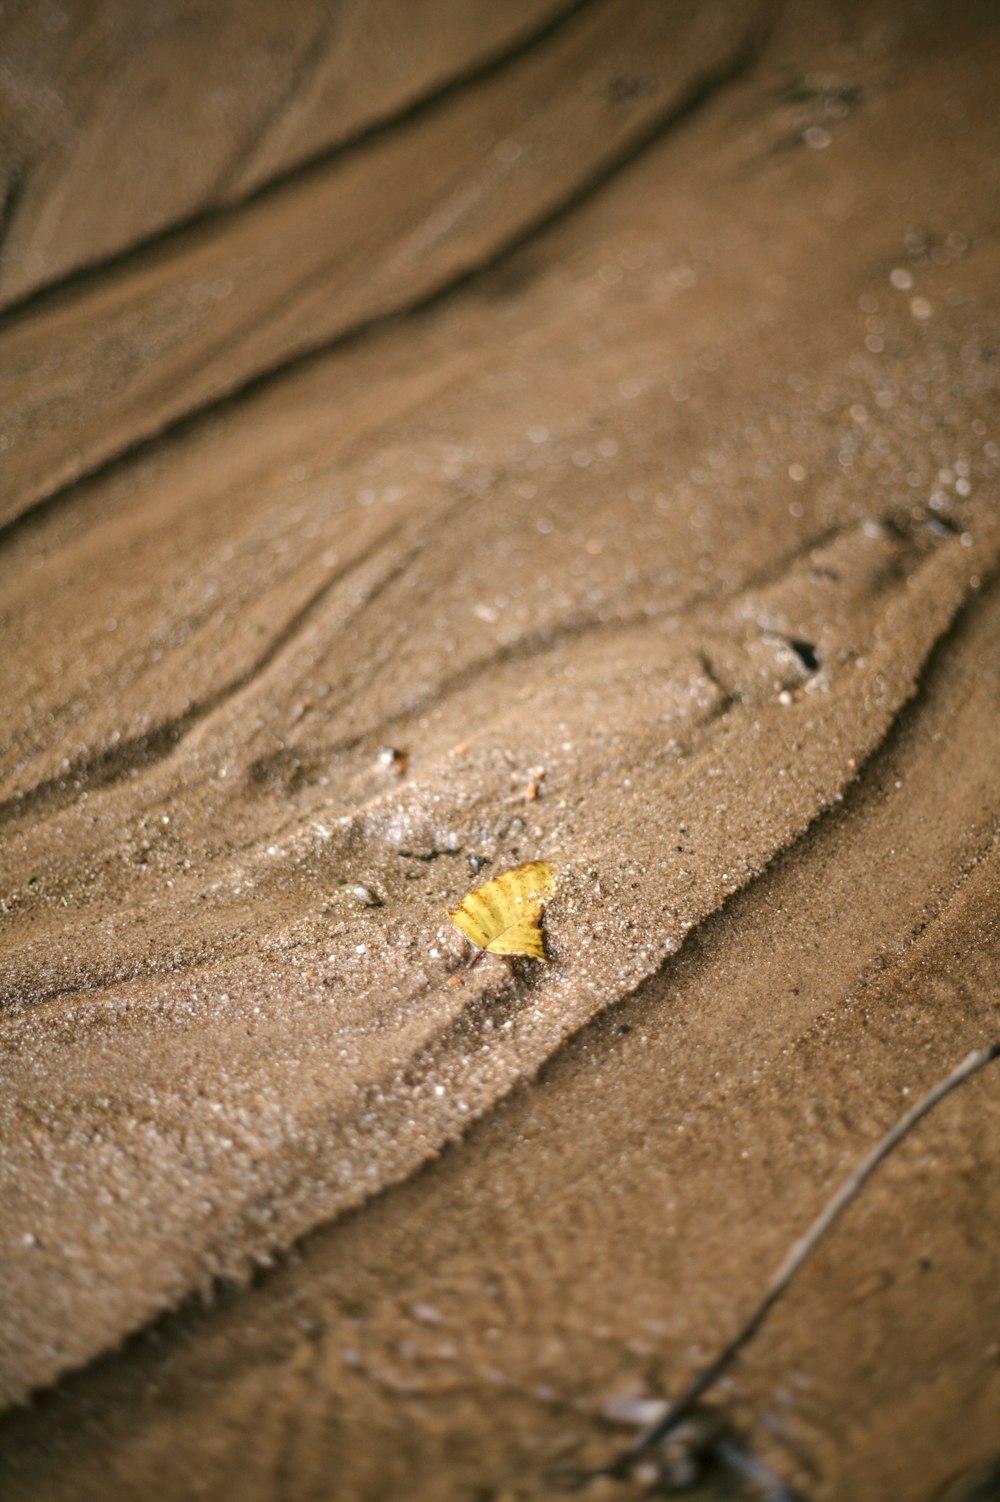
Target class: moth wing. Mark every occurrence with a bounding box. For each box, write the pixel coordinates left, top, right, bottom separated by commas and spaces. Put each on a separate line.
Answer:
485, 916, 548, 960
505, 860, 555, 901
448, 892, 494, 950
447, 859, 555, 958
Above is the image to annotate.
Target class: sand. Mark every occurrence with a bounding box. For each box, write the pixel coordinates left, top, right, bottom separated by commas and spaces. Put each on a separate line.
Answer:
1, 2, 998, 1498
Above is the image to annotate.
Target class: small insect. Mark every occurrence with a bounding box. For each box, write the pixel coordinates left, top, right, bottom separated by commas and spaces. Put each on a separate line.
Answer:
448, 860, 555, 968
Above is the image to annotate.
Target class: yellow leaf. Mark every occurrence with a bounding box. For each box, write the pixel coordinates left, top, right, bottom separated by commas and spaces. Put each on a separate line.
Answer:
448, 861, 556, 962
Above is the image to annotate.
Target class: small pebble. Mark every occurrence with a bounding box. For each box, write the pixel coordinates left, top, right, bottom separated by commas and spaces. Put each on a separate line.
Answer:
350, 885, 381, 907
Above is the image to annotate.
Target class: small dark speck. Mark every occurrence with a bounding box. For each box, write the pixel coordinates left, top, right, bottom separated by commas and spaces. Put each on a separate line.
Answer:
26, 875, 38, 886
467, 854, 490, 875
925, 509, 961, 538
675, 845, 684, 853
618, 1024, 632, 1035
788, 638, 820, 673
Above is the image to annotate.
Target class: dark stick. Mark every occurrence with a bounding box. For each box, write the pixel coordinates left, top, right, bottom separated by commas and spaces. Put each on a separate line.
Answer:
606, 1040, 1000, 1476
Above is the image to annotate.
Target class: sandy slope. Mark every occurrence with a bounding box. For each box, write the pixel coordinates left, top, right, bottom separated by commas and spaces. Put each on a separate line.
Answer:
1, 1, 998, 1497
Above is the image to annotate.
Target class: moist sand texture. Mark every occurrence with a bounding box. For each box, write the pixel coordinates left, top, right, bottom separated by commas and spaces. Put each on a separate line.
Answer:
1, 2, 998, 1499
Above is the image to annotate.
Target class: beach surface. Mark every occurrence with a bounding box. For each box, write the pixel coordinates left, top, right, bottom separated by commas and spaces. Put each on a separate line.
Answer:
1, 2, 998, 1497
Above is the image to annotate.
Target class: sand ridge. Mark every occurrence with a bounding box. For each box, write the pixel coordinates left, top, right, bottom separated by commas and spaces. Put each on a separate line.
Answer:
1, 1, 998, 1496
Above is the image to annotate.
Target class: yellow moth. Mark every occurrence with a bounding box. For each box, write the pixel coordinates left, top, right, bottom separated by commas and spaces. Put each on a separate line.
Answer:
448, 860, 555, 966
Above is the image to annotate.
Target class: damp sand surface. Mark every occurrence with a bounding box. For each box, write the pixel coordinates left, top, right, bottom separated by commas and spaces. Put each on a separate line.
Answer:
0, 2, 998, 1498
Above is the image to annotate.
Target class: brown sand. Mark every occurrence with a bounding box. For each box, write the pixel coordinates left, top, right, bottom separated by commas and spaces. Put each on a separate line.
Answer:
1, 2, 998, 1498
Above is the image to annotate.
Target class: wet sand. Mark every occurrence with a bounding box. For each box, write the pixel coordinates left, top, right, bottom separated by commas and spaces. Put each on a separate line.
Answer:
1, 2, 998, 1498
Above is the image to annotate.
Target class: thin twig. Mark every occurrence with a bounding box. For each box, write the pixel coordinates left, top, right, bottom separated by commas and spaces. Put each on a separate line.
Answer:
605, 1040, 1000, 1476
